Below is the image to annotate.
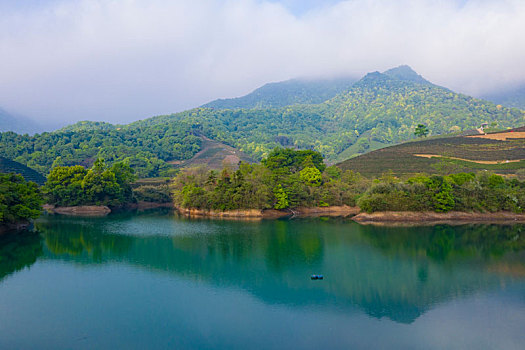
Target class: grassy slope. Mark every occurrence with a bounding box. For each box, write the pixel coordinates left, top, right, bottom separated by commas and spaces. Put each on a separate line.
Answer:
337, 127, 525, 177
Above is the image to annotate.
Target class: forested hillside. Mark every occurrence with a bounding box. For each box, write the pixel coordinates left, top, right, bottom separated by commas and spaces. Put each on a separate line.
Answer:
0, 66, 523, 177
0, 121, 201, 177
146, 67, 524, 162
202, 76, 357, 109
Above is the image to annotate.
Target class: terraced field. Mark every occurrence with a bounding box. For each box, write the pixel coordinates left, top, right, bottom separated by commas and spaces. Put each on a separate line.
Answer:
337, 127, 525, 177
0, 156, 46, 185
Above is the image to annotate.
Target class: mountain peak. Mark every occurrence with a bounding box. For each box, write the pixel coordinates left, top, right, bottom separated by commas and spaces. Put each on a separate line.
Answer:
353, 71, 396, 88
383, 65, 432, 85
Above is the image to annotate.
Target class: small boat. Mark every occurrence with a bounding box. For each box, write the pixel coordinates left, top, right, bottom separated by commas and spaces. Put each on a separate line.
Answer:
310, 275, 324, 280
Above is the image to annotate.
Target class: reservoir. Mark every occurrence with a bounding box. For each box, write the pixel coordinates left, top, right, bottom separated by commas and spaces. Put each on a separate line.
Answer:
1, 209, 524, 349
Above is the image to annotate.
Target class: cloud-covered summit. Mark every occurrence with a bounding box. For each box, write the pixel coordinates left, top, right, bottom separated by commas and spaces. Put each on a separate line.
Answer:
0, 0, 524, 124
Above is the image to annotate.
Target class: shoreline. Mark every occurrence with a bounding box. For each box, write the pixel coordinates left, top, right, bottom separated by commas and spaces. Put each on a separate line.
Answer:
43, 205, 111, 216
175, 207, 288, 219
39, 203, 525, 224
175, 205, 360, 219
176, 206, 525, 223
352, 211, 525, 223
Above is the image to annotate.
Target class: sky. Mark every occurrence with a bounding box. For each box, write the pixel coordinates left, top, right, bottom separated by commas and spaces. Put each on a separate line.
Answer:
0, 0, 524, 124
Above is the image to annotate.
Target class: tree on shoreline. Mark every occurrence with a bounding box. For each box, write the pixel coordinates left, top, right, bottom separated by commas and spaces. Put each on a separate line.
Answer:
172, 148, 525, 214
0, 173, 43, 225
43, 160, 135, 207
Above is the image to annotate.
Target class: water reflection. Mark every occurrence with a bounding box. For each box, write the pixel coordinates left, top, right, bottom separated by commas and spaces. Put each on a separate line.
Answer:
39, 218, 133, 262
360, 224, 525, 262
0, 230, 42, 281
10, 212, 525, 324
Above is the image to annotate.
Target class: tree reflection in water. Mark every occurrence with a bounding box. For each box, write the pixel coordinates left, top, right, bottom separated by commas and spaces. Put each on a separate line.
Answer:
24, 213, 525, 323
0, 230, 42, 281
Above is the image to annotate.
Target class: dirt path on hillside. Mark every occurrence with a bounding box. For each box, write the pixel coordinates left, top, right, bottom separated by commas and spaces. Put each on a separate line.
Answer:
413, 154, 522, 164
468, 132, 525, 141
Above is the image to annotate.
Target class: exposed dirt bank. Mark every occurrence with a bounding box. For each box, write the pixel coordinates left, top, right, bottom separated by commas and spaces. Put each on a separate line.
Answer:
291, 206, 360, 217
176, 205, 360, 219
176, 207, 289, 219
44, 205, 111, 216
353, 211, 525, 223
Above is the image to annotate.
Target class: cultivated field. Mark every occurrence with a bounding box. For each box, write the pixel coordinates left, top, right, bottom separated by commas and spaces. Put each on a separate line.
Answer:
0, 156, 46, 185
337, 127, 525, 177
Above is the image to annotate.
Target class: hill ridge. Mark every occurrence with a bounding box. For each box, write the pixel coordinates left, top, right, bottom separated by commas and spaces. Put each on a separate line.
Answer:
202, 76, 357, 109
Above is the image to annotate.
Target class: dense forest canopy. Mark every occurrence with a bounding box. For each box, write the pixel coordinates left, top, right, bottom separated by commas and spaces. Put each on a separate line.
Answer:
43, 159, 135, 207
172, 149, 362, 210
0, 121, 201, 177
173, 149, 525, 213
0, 66, 523, 177
0, 173, 43, 225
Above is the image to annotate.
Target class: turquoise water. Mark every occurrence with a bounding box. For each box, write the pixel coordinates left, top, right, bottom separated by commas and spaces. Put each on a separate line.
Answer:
1, 209, 524, 349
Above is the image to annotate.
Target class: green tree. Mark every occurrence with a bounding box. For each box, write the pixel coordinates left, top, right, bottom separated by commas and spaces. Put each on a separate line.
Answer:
82, 168, 122, 206
273, 184, 289, 209
110, 162, 136, 203
430, 178, 455, 212
43, 165, 88, 206
299, 166, 322, 186
414, 124, 429, 138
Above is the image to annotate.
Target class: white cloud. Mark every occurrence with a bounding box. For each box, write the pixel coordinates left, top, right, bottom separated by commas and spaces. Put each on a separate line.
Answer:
0, 0, 524, 123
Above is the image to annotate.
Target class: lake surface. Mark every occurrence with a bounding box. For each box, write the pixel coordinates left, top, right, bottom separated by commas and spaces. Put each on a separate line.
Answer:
1, 209, 524, 349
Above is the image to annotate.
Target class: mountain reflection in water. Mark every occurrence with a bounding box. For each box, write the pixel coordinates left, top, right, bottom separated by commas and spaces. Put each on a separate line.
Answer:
20, 210, 524, 324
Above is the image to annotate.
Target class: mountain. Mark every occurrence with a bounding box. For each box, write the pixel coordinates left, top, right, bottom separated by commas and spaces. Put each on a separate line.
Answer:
0, 108, 43, 134
0, 65, 523, 177
0, 156, 46, 185
337, 127, 525, 177
157, 67, 522, 162
383, 65, 433, 85
202, 76, 357, 109
203, 66, 428, 110
481, 84, 525, 110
